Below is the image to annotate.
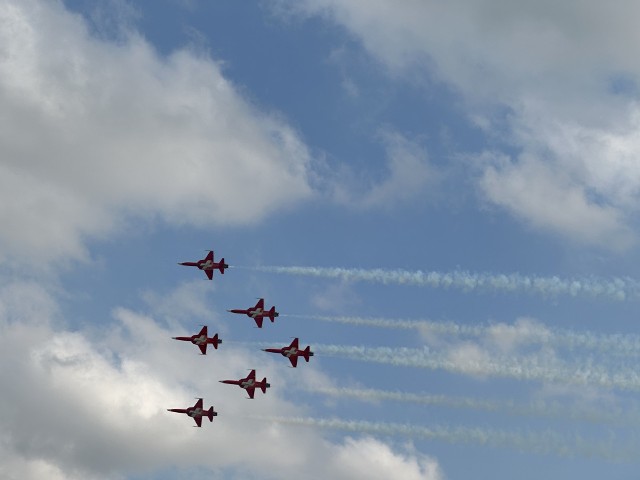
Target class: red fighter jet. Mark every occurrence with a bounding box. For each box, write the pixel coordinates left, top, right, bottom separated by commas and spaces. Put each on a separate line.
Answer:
167, 398, 217, 427
179, 250, 228, 280
227, 298, 279, 328
262, 338, 314, 368
219, 369, 270, 399
172, 326, 221, 355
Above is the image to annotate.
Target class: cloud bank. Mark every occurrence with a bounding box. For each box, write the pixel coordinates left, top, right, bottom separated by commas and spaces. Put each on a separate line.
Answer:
0, 280, 442, 479
0, 0, 313, 265
281, 0, 640, 248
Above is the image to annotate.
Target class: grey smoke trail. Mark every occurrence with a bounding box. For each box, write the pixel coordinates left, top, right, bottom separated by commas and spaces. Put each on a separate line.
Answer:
314, 343, 640, 391
310, 386, 640, 427
286, 314, 640, 357
251, 415, 632, 461
244, 265, 638, 301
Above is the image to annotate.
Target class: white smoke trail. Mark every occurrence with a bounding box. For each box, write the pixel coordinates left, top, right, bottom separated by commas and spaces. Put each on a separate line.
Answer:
285, 314, 640, 357
251, 415, 632, 461
243, 265, 639, 300
228, 339, 640, 391
314, 343, 640, 391
310, 386, 640, 426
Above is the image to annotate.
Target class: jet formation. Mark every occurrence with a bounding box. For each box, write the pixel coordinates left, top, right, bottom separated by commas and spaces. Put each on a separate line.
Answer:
170, 249, 313, 426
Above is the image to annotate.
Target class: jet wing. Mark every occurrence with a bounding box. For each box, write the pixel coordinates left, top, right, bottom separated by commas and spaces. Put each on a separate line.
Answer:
246, 387, 255, 399
253, 316, 264, 328
198, 325, 208, 337
290, 338, 299, 350
288, 355, 298, 368
205, 269, 213, 280
247, 370, 256, 380
194, 415, 202, 427
198, 343, 207, 355
205, 251, 214, 262
255, 298, 264, 310
194, 398, 203, 409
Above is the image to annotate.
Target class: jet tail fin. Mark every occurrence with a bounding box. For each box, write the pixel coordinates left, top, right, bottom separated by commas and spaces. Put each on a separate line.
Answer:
218, 259, 226, 274
260, 378, 270, 393
303, 346, 313, 362
206, 406, 216, 422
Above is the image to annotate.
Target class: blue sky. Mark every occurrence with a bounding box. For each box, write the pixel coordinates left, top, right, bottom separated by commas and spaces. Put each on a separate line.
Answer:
3, 0, 640, 478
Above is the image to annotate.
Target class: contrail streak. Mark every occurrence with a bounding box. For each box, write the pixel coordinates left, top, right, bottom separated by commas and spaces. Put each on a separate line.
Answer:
250, 415, 632, 461
313, 343, 640, 391
227, 340, 640, 391
285, 314, 640, 357
240, 265, 639, 300
310, 386, 640, 427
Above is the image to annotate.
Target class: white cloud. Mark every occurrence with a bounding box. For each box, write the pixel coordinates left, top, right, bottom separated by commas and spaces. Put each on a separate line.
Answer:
0, 280, 443, 479
417, 315, 574, 384
330, 437, 442, 480
0, 455, 99, 480
0, 0, 313, 265
444, 342, 494, 377
485, 317, 552, 354
359, 131, 437, 208
140, 280, 218, 325
311, 281, 362, 313
418, 315, 553, 359
281, 0, 640, 248
513, 104, 640, 211
327, 130, 437, 209
285, 0, 640, 108
478, 152, 635, 249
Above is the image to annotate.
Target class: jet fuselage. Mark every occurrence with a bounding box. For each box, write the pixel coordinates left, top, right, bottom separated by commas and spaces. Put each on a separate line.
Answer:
188, 407, 203, 418
198, 260, 213, 270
